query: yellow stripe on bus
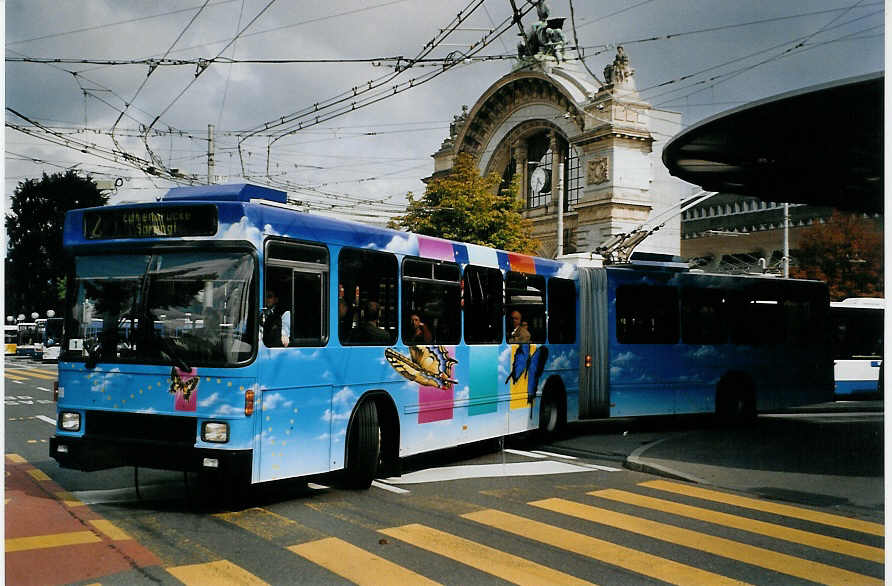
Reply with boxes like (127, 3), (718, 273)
(288, 536), (440, 585)
(590, 488), (883, 563)
(6, 530), (101, 552)
(380, 523), (594, 586)
(531, 498), (881, 586)
(640, 480), (885, 536)
(462, 509), (746, 586)
(166, 560), (268, 586)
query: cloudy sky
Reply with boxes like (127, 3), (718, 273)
(4, 0), (885, 222)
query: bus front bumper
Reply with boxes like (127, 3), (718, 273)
(49, 435), (252, 476)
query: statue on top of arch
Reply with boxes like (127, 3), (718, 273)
(603, 46), (635, 86)
(516, 0), (567, 63)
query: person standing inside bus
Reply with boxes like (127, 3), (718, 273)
(508, 309), (531, 343)
(263, 290), (290, 347)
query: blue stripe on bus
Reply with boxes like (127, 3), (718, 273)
(835, 380), (880, 395)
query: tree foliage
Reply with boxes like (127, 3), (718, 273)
(791, 210), (883, 300)
(5, 171), (108, 318)
(391, 152), (538, 254)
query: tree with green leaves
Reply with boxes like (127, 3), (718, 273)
(791, 210), (883, 300)
(5, 171), (108, 319)
(391, 152), (538, 254)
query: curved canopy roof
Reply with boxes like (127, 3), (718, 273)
(662, 73), (883, 214)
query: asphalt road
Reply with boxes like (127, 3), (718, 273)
(5, 356), (885, 585)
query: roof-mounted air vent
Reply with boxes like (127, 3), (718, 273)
(162, 183), (287, 203)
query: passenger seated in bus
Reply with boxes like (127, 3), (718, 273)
(350, 300), (390, 344)
(507, 309), (531, 343)
(262, 290), (290, 347)
(406, 313), (433, 345)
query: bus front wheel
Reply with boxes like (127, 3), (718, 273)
(344, 400), (380, 489)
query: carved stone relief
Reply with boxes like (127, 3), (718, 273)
(587, 157), (609, 185)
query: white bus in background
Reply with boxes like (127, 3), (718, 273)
(830, 298), (884, 397)
(42, 317), (64, 363)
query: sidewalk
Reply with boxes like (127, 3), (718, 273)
(5, 453), (162, 586)
(550, 404), (884, 512)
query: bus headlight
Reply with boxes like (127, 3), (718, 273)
(59, 412), (81, 431)
(201, 421), (229, 443)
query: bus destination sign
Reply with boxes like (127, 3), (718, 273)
(84, 206), (218, 240)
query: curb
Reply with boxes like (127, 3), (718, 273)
(623, 435), (709, 485)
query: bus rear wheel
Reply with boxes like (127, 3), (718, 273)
(344, 400), (380, 489)
(538, 387), (565, 440)
(715, 371), (756, 423)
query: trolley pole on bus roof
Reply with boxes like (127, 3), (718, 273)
(783, 202), (790, 278)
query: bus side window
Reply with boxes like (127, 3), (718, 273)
(264, 240), (329, 347)
(463, 265), (503, 345)
(547, 278), (576, 344)
(506, 271), (546, 343)
(616, 285), (679, 344)
(401, 258), (461, 345)
(681, 289), (728, 344)
(731, 290), (782, 345)
(338, 248), (398, 346)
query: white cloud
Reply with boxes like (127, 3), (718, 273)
(263, 392), (294, 410)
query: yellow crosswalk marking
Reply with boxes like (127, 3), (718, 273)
(4, 372), (28, 381)
(288, 536), (440, 585)
(591, 488), (884, 563)
(88, 519), (131, 541)
(54, 490), (86, 508)
(167, 560), (268, 586)
(27, 468), (50, 482)
(6, 530), (101, 552)
(380, 523), (594, 586)
(6, 368), (56, 380)
(462, 509), (746, 586)
(531, 498), (882, 586)
(641, 480), (884, 536)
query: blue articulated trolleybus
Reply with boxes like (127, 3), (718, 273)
(50, 184), (833, 493)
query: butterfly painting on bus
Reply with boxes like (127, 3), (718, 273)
(169, 366), (198, 412)
(385, 345), (458, 390)
(505, 343), (548, 410)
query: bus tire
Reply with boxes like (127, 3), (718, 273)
(538, 383), (566, 440)
(344, 400), (380, 489)
(715, 371), (756, 423)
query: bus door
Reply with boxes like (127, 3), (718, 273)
(255, 239), (334, 483)
(578, 267), (609, 418)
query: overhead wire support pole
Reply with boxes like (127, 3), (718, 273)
(207, 124), (215, 184)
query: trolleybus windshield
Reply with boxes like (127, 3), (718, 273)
(68, 250), (255, 367)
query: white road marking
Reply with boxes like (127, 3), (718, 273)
(503, 448), (546, 459)
(384, 460), (598, 485)
(37, 387), (52, 392)
(531, 450), (578, 460)
(372, 480), (410, 494)
(307, 483), (329, 490)
(575, 462), (622, 472)
(35, 415), (57, 425)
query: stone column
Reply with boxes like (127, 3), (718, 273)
(549, 132), (561, 208)
(514, 141), (528, 206)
